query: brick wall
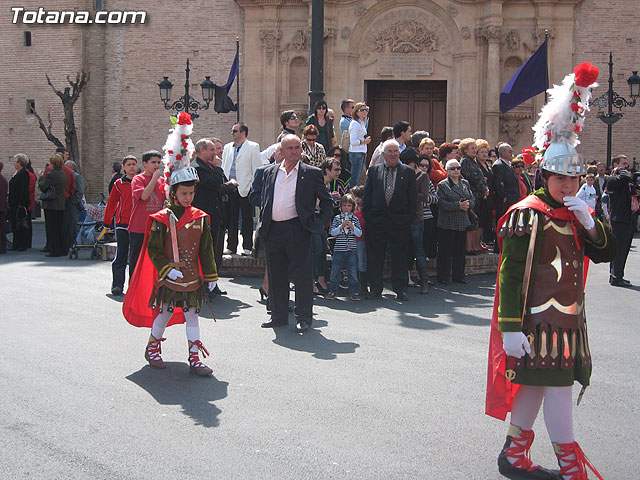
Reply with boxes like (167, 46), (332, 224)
(574, 0), (640, 168)
(1, 0), (85, 177)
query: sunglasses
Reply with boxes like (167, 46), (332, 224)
(231, 129), (239, 133)
(419, 163), (429, 167)
(306, 136), (317, 141)
(288, 115), (297, 120)
(333, 153), (342, 157)
(358, 107), (369, 112)
(317, 106), (327, 110)
(513, 164), (525, 168)
(448, 166), (461, 171)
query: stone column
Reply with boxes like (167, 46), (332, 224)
(480, 26), (504, 143)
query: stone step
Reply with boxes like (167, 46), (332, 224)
(99, 242), (498, 276)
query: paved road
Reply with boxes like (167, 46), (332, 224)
(1, 224), (637, 479)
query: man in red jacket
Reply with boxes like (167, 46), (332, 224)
(104, 155), (138, 295)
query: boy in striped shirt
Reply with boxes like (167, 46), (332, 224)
(327, 194), (362, 300)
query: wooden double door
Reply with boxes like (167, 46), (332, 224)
(365, 80), (447, 157)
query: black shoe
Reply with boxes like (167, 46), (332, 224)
(40, 247), (50, 253)
(453, 278), (468, 284)
(213, 285), (227, 295)
(438, 279), (449, 285)
(111, 286), (123, 296)
(295, 319), (310, 332)
(261, 319), (288, 328)
(497, 447), (558, 480)
(396, 291), (410, 301)
(369, 290), (383, 299)
(610, 277), (632, 287)
(259, 286), (268, 303)
(46, 252), (65, 257)
(315, 282), (329, 294)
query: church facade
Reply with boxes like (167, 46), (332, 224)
(3, 0), (638, 198)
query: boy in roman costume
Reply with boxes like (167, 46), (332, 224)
(123, 112), (218, 376)
(486, 63), (617, 480)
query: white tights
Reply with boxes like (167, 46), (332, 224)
(151, 306), (201, 352)
(510, 384), (574, 444)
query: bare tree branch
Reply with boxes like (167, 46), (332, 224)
(32, 108), (64, 149)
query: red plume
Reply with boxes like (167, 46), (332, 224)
(521, 147), (537, 165)
(574, 62), (599, 87)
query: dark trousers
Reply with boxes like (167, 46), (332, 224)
(263, 219), (313, 322)
(312, 232), (328, 279)
(9, 206), (29, 250)
(226, 192), (253, 251)
(211, 220), (225, 273)
(112, 227), (130, 289)
(128, 231), (145, 275)
(610, 221), (633, 279)
(63, 199), (77, 251)
(44, 209), (66, 256)
(423, 217), (437, 259)
(366, 221), (410, 295)
(437, 228), (467, 282)
(0, 211), (6, 253)
(26, 212), (33, 248)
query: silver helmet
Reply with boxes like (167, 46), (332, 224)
(539, 132), (586, 177)
(169, 165), (199, 186)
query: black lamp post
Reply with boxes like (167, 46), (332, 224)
(158, 59), (214, 120)
(308, 0), (325, 113)
(589, 52), (640, 169)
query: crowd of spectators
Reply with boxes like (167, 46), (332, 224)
(2, 99), (637, 307)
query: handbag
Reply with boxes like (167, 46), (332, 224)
(39, 184), (56, 201)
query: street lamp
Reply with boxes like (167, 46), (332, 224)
(158, 59), (213, 120)
(589, 52), (639, 169)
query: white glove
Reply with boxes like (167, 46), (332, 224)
(563, 196), (595, 230)
(208, 281), (217, 292)
(503, 332), (531, 358)
(167, 268), (184, 281)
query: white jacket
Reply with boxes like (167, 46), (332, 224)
(222, 139), (262, 197)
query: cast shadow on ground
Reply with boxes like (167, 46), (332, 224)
(199, 295), (252, 321)
(272, 323), (359, 360)
(126, 362), (229, 427)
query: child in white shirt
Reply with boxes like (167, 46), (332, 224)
(576, 173), (597, 210)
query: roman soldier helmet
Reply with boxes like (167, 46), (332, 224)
(532, 62), (599, 177)
(161, 112), (199, 198)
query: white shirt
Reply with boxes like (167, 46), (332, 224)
(272, 161), (299, 221)
(576, 183), (597, 210)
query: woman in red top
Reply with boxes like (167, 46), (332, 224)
(103, 155), (138, 295)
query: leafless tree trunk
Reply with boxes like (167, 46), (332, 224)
(32, 71), (89, 173)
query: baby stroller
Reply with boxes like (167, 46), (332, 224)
(69, 203), (109, 259)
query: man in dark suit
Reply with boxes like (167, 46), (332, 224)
(192, 138), (238, 295)
(492, 143), (520, 220)
(258, 135), (333, 332)
(593, 161), (609, 219)
(363, 140), (417, 301)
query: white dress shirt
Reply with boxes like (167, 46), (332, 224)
(272, 161), (299, 221)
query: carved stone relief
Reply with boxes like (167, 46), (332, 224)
(373, 20), (439, 53)
(260, 30), (281, 65)
(461, 27), (471, 40)
(291, 29), (307, 52)
(533, 28), (555, 46)
(502, 119), (523, 146)
(447, 4), (458, 17)
(325, 27), (337, 45)
(341, 26), (351, 40)
(477, 25), (505, 44)
(505, 30), (520, 51)
(354, 5), (366, 16)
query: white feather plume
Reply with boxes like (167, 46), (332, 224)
(161, 115), (195, 198)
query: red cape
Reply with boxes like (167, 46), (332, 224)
(122, 206), (208, 328)
(485, 195), (591, 420)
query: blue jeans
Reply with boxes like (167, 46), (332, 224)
(356, 241), (367, 272)
(329, 250), (359, 295)
(410, 221), (428, 271)
(350, 152), (366, 186)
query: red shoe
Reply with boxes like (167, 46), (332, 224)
(145, 335), (166, 368)
(498, 426), (557, 479)
(554, 441), (604, 480)
(188, 340), (213, 376)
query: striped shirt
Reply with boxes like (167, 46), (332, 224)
(330, 212), (362, 251)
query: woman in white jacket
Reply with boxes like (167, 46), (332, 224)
(348, 102), (371, 186)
